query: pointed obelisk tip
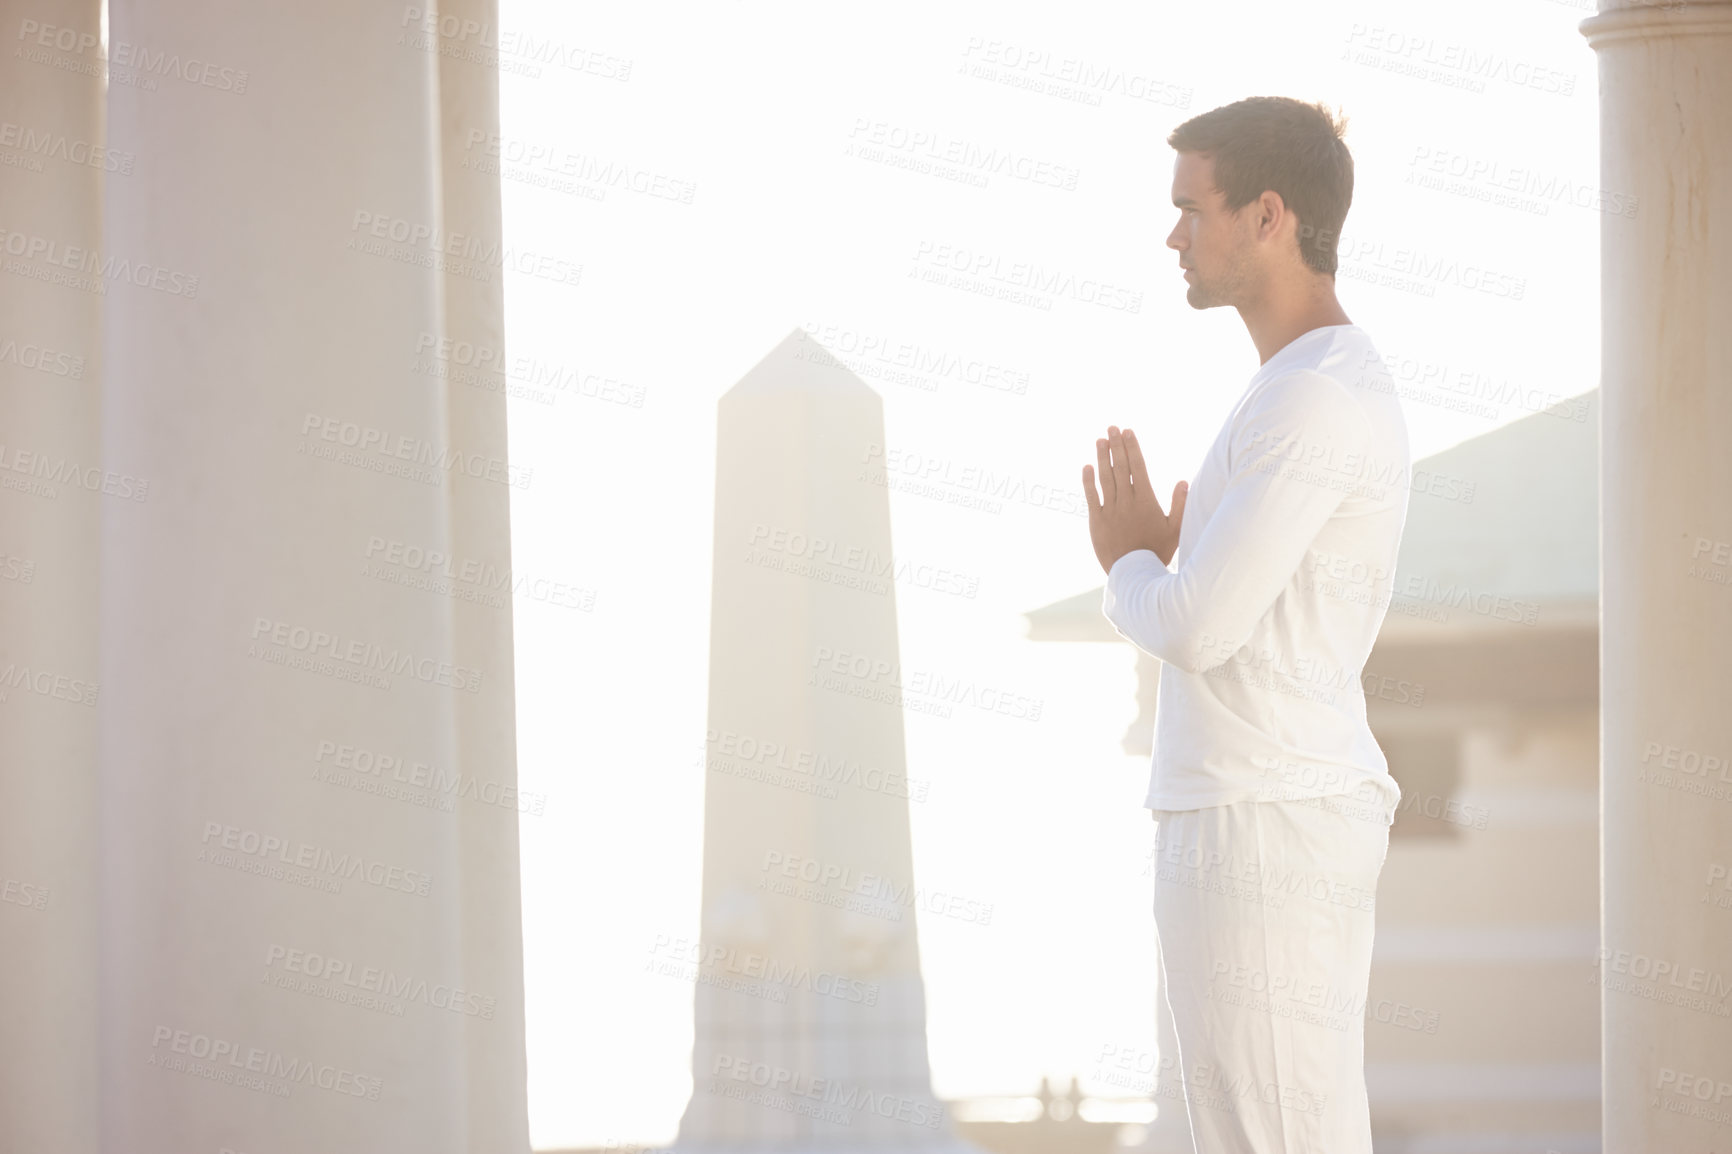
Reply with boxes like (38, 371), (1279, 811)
(720, 325), (880, 403)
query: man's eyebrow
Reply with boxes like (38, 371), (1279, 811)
(1173, 195), (1199, 208)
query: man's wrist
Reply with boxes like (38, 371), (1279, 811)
(1108, 548), (1165, 580)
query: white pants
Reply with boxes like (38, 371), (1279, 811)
(1150, 798), (1389, 1154)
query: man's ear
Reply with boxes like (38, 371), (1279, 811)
(1255, 190), (1286, 241)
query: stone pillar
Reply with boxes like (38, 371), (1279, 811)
(93, 2), (529, 1151)
(433, 1), (534, 1148)
(1581, 4), (1732, 1149)
(0, 4), (105, 1152)
(673, 330), (979, 1153)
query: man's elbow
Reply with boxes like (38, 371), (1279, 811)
(1106, 615), (1201, 672)
(1104, 596), (1246, 673)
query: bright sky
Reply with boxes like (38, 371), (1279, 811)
(495, 1), (1603, 1147)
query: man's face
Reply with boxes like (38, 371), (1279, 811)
(1165, 151), (1255, 310)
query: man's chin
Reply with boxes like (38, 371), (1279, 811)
(1184, 284), (1215, 309)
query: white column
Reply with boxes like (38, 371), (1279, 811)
(433, 1), (534, 1148)
(0, 4), (105, 1152)
(96, 1), (528, 1150)
(1581, 4), (1732, 1150)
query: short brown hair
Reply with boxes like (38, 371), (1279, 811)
(1167, 97), (1353, 276)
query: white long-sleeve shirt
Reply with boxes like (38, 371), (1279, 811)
(1101, 324), (1411, 815)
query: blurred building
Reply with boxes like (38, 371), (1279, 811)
(1022, 391), (1601, 1154)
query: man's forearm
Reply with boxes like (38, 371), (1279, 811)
(1101, 548), (1217, 672)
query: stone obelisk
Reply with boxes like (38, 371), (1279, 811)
(673, 329), (978, 1152)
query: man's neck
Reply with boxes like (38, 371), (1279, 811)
(1237, 278), (1352, 365)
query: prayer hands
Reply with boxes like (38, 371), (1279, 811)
(1083, 426), (1188, 574)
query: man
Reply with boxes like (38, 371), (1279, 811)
(1082, 97), (1409, 1153)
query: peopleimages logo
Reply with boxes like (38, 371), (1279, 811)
(1594, 946), (1732, 1000)
(462, 129), (696, 203)
(1, 876), (50, 911)
(797, 323), (1030, 396)
(1661, 1064), (1732, 1101)
(0, 226), (199, 297)
(248, 617), (484, 694)
(148, 1026), (380, 1100)
(397, 6), (633, 81)
(199, 820), (433, 897)
(313, 739), (548, 816)
(0, 661), (98, 707)
(809, 643), (1044, 723)
(0, 335), (86, 378)
(412, 332), (646, 407)
(648, 935), (881, 1006)
(846, 116), (1081, 190)
(860, 441), (1086, 518)
(710, 1053), (946, 1129)
(15, 19), (251, 93)
(910, 239), (1143, 313)
(700, 725), (931, 804)
(759, 850), (994, 926)
(0, 119), (134, 175)
(264, 944), (496, 1018)
(347, 212), (582, 287)
(956, 37), (1193, 109)
(0, 443), (150, 501)
(300, 413), (533, 489)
